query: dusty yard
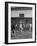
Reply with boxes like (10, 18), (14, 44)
(11, 31), (32, 39)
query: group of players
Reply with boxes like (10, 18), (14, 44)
(11, 23), (32, 34)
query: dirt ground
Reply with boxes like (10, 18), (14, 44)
(11, 31), (32, 39)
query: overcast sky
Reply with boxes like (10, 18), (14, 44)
(11, 10), (32, 17)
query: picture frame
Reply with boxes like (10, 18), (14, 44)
(5, 2), (36, 44)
